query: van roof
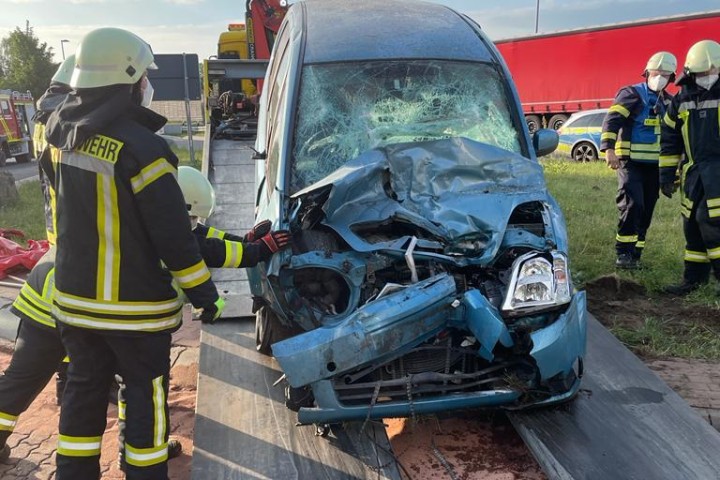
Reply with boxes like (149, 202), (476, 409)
(300, 0), (495, 64)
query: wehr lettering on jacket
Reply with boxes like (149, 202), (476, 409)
(76, 135), (124, 164)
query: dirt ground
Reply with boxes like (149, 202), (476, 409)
(584, 274), (720, 334)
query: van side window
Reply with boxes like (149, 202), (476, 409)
(264, 29), (292, 194)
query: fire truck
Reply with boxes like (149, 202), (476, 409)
(0, 89), (35, 167)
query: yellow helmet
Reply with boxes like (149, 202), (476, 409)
(645, 51), (677, 74)
(684, 40), (720, 74)
(70, 27), (157, 89)
(178, 166), (215, 219)
(52, 54), (76, 85)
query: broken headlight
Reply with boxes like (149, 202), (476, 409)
(501, 251), (571, 315)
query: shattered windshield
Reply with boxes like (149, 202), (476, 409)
(290, 60), (522, 193)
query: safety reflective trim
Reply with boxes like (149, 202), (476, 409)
(55, 290), (182, 315)
(12, 295), (55, 328)
(685, 250), (710, 263)
(53, 308), (182, 332)
(707, 198), (720, 208)
(678, 101), (696, 112)
(636, 241), (646, 249)
(709, 208), (720, 218)
(18, 281), (51, 311)
(222, 241), (244, 268)
(118, 400), (126, 421)
(152, 376), (167, 447)
(125, 442), (168, 467)
(682, 196), (694, 208)
(616, 234), (638, 243)
(57, 434), (102, 457)
(96, 174), (121, 301)
(659, 155), (681, 167)
(76, 134), (123, 164)
(609, 104), (631, 117)
(0, 411), (18, 431)
(63, 151), (115, 176)
(663, 112), (677, 129)
(615, 149), (631, 156)
(170, 260), (211, 289)
(131, 158), (177, 194)
(601, 132), (617, 141)
(707, 246), (720, 260)
(617, 141), (631, 148)
(629, 152), (660, 160)
(62, 356), (69, 363)
(643, 118), (660, 126)
(697, 99), (720, 109)
(206, 227), (225, 239)
(679, 110), (694, 166)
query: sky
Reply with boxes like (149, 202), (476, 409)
(1, 0), (719, 63)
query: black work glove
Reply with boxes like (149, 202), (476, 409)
(244, 219), (271, 242)
(256, 230), (292, 261)
(198, 297), (225, 324)
(660, 182), (677, 199)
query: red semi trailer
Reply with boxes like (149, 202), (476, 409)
(495, 10), (720, 132)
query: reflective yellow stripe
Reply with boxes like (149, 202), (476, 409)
(222, 241), (243, 268)
(685, 250), (710, 263)
(152, 376), (166, 447)
(679, 111), (693, 166)
(629, 151), (659, 160)
(118, 400), (126, 420)
(125, 442), (168, 467)
(53, 307), (182, 333)
(57, 434), (102, 457)
(659, 155), (681, 167)
(708, 209), (720, 218)
(131, 158), (177, 194)
(170, 260), (211, 289)
(0, 411), (18, 431)
(76, 134), (123, 164)
(636, 241), (645, 249)
(55, 290), (182, 316)
(609, 104), (631, 117)
(601, 132), (617, 141)
(12, 295), (54, 328)
(616, 234), (638, 243)
(707, 198), (720, 208)
(617, 141), (631, 148)
(663, 112), (676, 129)
(682, 196), (693, 208)
(206, 227), (225, 239)
(616, 149), (631, 156)
(644, 118), (660, 126)
(96, 174), (120, 301)
(707, 246), (720, 260)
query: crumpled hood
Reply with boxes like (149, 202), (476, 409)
(44, 84), (167, 150)
(33, 82), (72, 124)
(292, 137), (551, 263)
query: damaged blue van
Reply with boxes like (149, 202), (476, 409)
(248, 0), (587, 425)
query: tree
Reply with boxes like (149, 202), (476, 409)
(0, 22), (57, 100)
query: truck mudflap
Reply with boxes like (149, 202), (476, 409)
(272, 273), (457, 388)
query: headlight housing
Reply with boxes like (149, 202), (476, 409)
(501, 251), (572, 315)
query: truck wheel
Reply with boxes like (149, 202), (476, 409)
(15, 153), (31, 164)
(255, 306), (283, 356)
(548, 114), (569, 130)
(526, 115), (542, 134)
(572, 142), (598, 162)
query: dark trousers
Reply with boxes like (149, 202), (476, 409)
(616, 161), (660, 257)
(682, 195), (720, 283)
(56, 323), (171, 480)
(0, 320), (66, 448)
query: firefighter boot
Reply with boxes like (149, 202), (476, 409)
(615, 253), (639, 270)
(168, 438), (183, 459)
(664, 263), (710, 296)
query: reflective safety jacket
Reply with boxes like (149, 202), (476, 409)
(660, 80), (720, 218)
(193, 223), (265, 268)
(44, 86), (219, 334)
(601, 82), (672, 163)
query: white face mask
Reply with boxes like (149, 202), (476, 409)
(141, 79), (154, 107)
(696, 74), (719, 90)
(190, 216), (198, 230)
(647, 75), (668, 92)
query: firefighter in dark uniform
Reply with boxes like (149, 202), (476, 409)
(0, 57), (74, 464)
(42, 28), (224, 480)
(601, 51), (677, 269)
(660, 40), (720, 295)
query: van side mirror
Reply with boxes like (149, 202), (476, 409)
(532, 129), (559, 157)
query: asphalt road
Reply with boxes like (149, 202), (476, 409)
(1, 159), (38, 183)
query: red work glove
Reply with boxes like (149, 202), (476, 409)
(256, 230), (292, 261)
(245, 220), (272, 242)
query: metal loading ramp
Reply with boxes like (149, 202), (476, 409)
(192, 137), (402, 479)
(508, 315), (720, 480)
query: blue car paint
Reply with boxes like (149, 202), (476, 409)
(461, 290), (514, 362)
(293, 291), (587, 424)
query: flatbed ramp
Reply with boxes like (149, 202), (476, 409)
(509, 315), (720, 480)
(192, 139), (401, 479)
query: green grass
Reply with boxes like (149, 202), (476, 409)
(0, 180), (46, 242)
(172, 145), (201, 170)
(611, 318), (720, 360)
(542, 155), (686, 294)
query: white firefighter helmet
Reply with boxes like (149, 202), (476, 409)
(69, 27), (157, 89)
(52, 54), (76, 85)
(178, 166), (215, 219)
(684, 40), (720, 74)
(645, 51), (677, 74)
